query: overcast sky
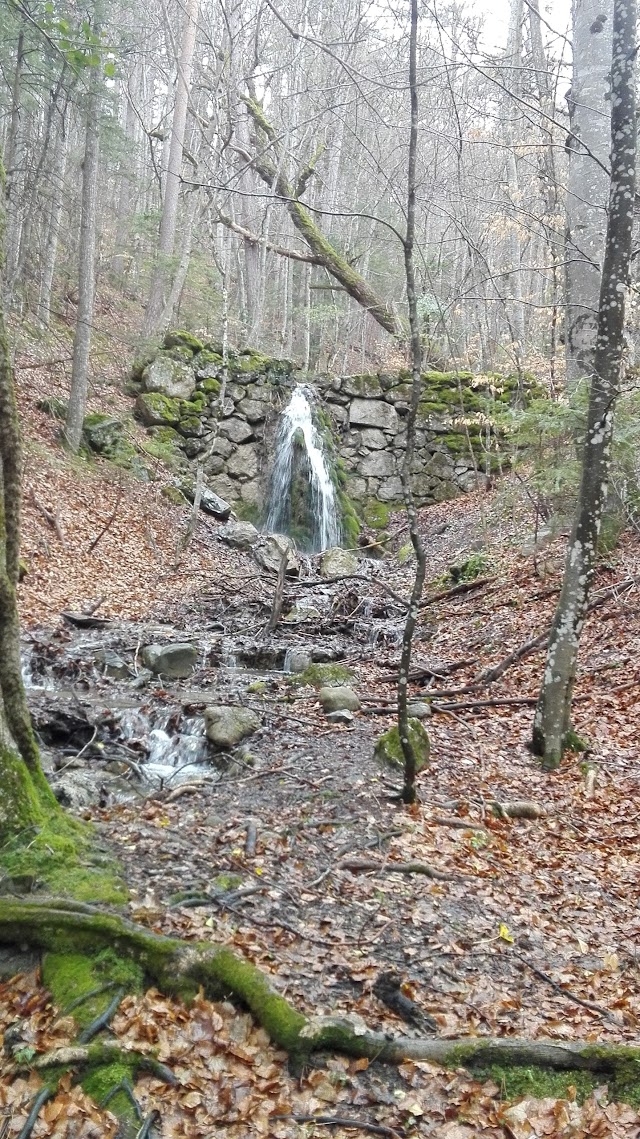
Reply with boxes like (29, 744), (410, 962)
(476, 0), (572, 52)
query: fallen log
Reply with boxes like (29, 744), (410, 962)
(1, 898), (639, 1082)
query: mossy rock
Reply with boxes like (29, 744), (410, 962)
(82, 415), (137, 469)
(166, 345), (196, 364)
(163, 330), (204, 353)
(295, 663), (355, 689)
(234, 350), (272, 373)
(180, 392), (206, 414)
(130, 351), (156, 383)
(178, 415), (203, 437)
(200, 377), (222, 395)
(374, 719), (430, 771)
(162, 485), (187, 505)
(134, 391), (181, 427)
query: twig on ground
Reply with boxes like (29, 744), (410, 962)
(514, 952), (624, 1026)
(339, 858), (466, 881)
(420, 576), (491, 608)
(16, 1089), (53, 1139)
(88, 477), (125, 552)
(273, 1116), (402, 1138)
(28, 488), (66, 546)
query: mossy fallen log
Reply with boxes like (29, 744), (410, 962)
(1, 897), (639, 1087)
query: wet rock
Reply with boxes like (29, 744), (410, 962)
(284, 602), (322, 623)
(326, 709), (355, 725)
(319, 686), (360, 713)
(51, 770), (136, 808)
(349, 398), (398, 432)
(142, 355), (195, 399)
(219, 520), (259, 548)
(253, 534), (299, 575)
(99, 649), (131, 680)
(141, 643), (198, 678)
(374, 719), (430, 771)
(284, 648), (313, 673)
(320, 547), (359, 577)
(204, 705), (261, 750)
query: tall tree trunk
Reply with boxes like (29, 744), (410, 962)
(564, 0), (613, 394)
(532, 0), (637, 768)
(37, 118), (69, 328)
(397, 0), (427, 805)
(0, 154), (58, 834)
(143, 0), (199, 338)
(4, 29), (25, 300)
(64, 58), (101, 452)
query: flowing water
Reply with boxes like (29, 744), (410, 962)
(265, 385), (340, 552)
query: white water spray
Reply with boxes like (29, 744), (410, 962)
(265, 385), (341, 552)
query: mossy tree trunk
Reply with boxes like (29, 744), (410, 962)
(236, 99), (404, 340)
(0, 154), (59, 841)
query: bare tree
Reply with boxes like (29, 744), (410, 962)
(532, 0), (637, 768)
(143, 0), (199, 337)
(64, 49), (102, 451)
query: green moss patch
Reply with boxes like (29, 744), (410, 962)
(374, 719), (430, 771)
(163, 330), (204, 353)
(362, 501), (391, 529)
(481, 1064), (597, 1104)
(0, 809), (126, 903)
(294, 663), (355, 689)
(42, 949), (142, 1028)
(134, 392), (181, 427)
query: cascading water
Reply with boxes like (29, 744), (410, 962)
(265, 384), (341, 552)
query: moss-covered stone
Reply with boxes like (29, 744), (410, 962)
(36, 396), (68, 420)
(161, 485), (187, 505)
(337, 489), (360, 547)
(374, 719), (430, 771)
(200, 377), (221, 395)
(233, 350), (271, 373)
(163, 330), (204, 353)
(134, 392), (181, 427)
(295, 663), (354, 689)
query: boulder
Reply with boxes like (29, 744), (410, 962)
(254, 534), (299, 575)
(82, 414), (126, 456)
(227, 443), (259, 479)
(358, 451), (396, 478)
(349, 398), (398, 432)
(135, 392), (181, 427)
(238, 479), (262, 507)
(219, 520), (259, 548)
(204, 705), (260, 750)
(320, 547), (359, 577)
(163, 330), (204, 353)
(141, 355), (195, 399)
(319, 686), (361, 713)
(374, 719), (430, 771)
(218, 417), (255, 444)
(141, 643), (198, 678)
(98, 650), (131, 680)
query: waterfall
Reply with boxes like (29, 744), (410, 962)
(265, 385), (341, 552)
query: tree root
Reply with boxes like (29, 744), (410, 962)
(1, 898), (639, 1083)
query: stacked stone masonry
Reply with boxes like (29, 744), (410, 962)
(131, 333), (520, 519)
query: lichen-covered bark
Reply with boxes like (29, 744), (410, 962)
(532, 0), (638, 767)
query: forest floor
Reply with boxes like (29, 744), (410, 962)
(1, 324), (640, 1138)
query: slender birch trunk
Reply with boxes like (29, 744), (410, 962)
(64, 59), (101, 452)
(532, 0), (637, 768)
(564, 0), (613, 394)
(144, 0), (199, 338)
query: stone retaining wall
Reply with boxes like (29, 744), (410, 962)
(131, 333), (518, 524)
